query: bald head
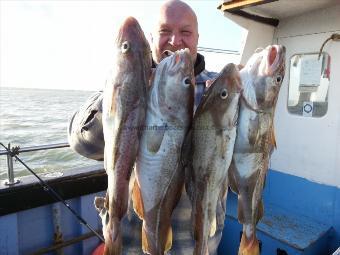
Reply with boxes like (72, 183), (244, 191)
(158, 0), (198, 29)
(151, 0), (199, 64)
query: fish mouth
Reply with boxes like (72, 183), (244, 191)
(162, 48), (192, 63)
(116, 16), (148, 50)
(265, 45), (286, 76)
(175, 48), (191, 66)
(166, 48), (193, 76)
(122, 16), (140, 29)
(162, 50), (175, 59)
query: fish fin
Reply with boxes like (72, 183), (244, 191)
(219, 181), (229, 213)
(104, 191), (109, 209)
(164, 226), (173, 252)
(103, 217), (122, 255)
(107, 238), (122, 255)
(248, 116), (260, 146)
(270, 125), (277, 149)
(185, 165), (194, 203)
(127, 170), (136, 221)
(228, 161), (239, 194)
(210, 217), (217, 237)
(132, 180), (144, 219)
(181, 129), (192, 167)
(148, 69), (156, 90)
(146, 127), (165, 153)
(237, 195), (246, 224)
(238, 232), (260, 255)
(107, 235), (122, 255)
(142, 226), (150, 254)
(183, 130), (194, 202)
(256, 199), (264, 224)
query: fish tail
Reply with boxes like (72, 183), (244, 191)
(112, 217), (120, 242)
(132, 180), (144, 219)
(193, 241), (209, 255)
(193, 201), (210, 255)
(103, 233), (122, 255)
(103, 237), (122, 255)
(103, 217), (122, 255)
(238, 227), (259, 255)
(142, 222), (173, 255)
(141, 225), (149, 254)
(238, 233), (259, 255)
(164, 226), (173, 253)
(142, 225), (157, 255)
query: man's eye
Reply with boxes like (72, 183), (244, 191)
(159, 29), (171, 35)
(181, 31), (192, 36)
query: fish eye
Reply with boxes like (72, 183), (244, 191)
(163, 50), (174, 57)
(275, 75), (282, 84)
(121, 41), (130, 53)
(220, 89), (228, 99)
(183, 77), (191, 87)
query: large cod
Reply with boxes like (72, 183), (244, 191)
(228, 45), (286, 255)
(95, 17), (152, 255)
(186, 63), (242, 255)
(132, 49), (195, 255)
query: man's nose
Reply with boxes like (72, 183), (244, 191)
(169, 33), (182, 47)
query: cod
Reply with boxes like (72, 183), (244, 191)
(186, 63), (242, 255)
(94, 16), (152, 255)
(132, 49), (195, 255)
(228, 45), (286, 255)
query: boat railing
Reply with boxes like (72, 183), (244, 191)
(0, 142), (69, 186)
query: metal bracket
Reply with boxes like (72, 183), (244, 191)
(3, 143), (20, 186)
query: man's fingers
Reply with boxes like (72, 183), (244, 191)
(205, 79), (213, 88)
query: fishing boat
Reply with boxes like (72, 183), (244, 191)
(1, 0), (339, 254)
(218, 0), (340, 254)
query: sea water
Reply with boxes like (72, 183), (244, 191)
(0, 87), (101, 180)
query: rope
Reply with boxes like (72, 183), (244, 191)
(318, 33), (340, 60)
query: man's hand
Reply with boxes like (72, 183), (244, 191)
(205, 79), (214, 88)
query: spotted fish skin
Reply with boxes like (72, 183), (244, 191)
(228, 45), (286, 255)
(133, 49), (195, 255)
(96, 16), (152, 255)
(186, 63), (242, 255)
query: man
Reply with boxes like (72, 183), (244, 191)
(68, 1), (225, 254)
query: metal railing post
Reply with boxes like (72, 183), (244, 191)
(0, 142), (70, 186)
(4, 143), (20, 186)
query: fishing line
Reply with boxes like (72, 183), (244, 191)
(0, 142), (105, 242)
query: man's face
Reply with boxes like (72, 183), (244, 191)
(151, 5), (199, 64)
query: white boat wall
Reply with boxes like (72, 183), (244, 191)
(1, 0), (340, 254)
(218, 0), (340, 254)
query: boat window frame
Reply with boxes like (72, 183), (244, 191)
(287, 51), (330, 118)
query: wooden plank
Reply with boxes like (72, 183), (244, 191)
(229, 9), (279, 27)
(218, 0), (277, 12)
